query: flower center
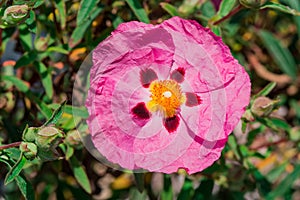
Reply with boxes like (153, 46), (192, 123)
(146, 80), (186, 118)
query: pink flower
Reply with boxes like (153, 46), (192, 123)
(86, 17), (251, 174)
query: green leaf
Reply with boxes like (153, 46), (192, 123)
(5, 155), (27, 185)
(48, 104), (89, 119)
(253, 168), (272, 197)
(112, 15), (124, 29)
(65, 145), (74, 160)
(47, 46), (69, 54)
(160, 3), (179, 17)
(44, 100), (66, 126)
(69, 156), (92, 194)
(19, 24), (33, 51)
(76, 0), (100, 25)
(34, 62), (53, 99)
(133, 173), (145, 193)
(283, 0), (300, 37)
(54, 0), (66, 29)
(269, 118), (290, 131)
(70, 5), (104, 48)
(260, 2), (300, 16)
(258, 30), (297, 79)
(25, 10), (36, 33)
(266, 163), (287, 183)
(266, 164), (300, 199)
(161, 174), (173, 200)
(125, 0), (150, 23)
(1, 156), (34, 200)
(15, 175), (35, 200)
(33, 0), (44, 8)
(253, 82), (277, 98)
(2, 75), (52, 118)
(15, 51), (37, 69)
(218, 0), (237, 17)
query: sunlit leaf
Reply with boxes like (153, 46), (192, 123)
(54, 0), (66, 29)
(69, 156), (92, 194)
(70, 5), (104, 48)
(43, 100), (66, 126)
(76, 0), (100, 25)
(125, 0), (150, 23)
(160, 3), (179, 17)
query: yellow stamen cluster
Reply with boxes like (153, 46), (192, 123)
(146, 80), (186, 118)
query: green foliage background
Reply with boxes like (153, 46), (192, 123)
(0, 0), (300, 199)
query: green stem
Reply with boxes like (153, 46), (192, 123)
(0, 142), (22, 151)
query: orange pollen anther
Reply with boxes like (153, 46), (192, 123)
(146, 80), (186, 118)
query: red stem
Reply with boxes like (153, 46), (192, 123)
(213, 4), (244, 25)
(0, 142), (22, 151)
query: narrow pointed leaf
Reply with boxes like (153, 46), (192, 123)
(43, 100), (66, 126)
(133, 173), (145, 193)
(160, 3), (179, 17)
(253, 82), (276, 99)
(15, 175), (35, 200)
(260, 2), (300, 16)
(34, 62), (53, 99)
(266, 165), (300, 199)
(54, 0), (66, 29)
(69, 156), (92, 194)
(76, 0), (100, 25)
(5, 155), (27, 185)
(2, 75), (52, 118)
(258, 30), (297, 79)
(70, 6), (103, 47)
(125, 0), (150, 23)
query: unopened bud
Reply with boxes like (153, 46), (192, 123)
(20, 142), (37, 160)
(36, 126), (64, 148)
(65, 130), (82, 148)
(1, 5), (29, 27)
(22, 127), (39, 143)
(35, 126), (64, 161)
(34, 36), (50, 52)
(251, 97), (276, 117)
(290, 127), (300, 141)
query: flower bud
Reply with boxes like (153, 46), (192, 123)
(36, 126), (64, 149)
(35, 126), (64, 161)
(239, 0), (267, 9)
(1, 5), (29, 28)
(22, 127), (39, 143)
(65, 130), (82, 148)
(290, 127), (300, 142)
(34, 36), (50, 52)
(251, 97), (277, 117)
(20, 142), (37, 160)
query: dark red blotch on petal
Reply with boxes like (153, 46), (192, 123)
(185, 92), (201, 107)
(163, 115), (180, 133)
(140, 68), (158, 88)
(170, 67), (185, 83)
(131, 102), (151, 119)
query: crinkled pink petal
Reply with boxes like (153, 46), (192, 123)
(86, 17), (251, 174)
